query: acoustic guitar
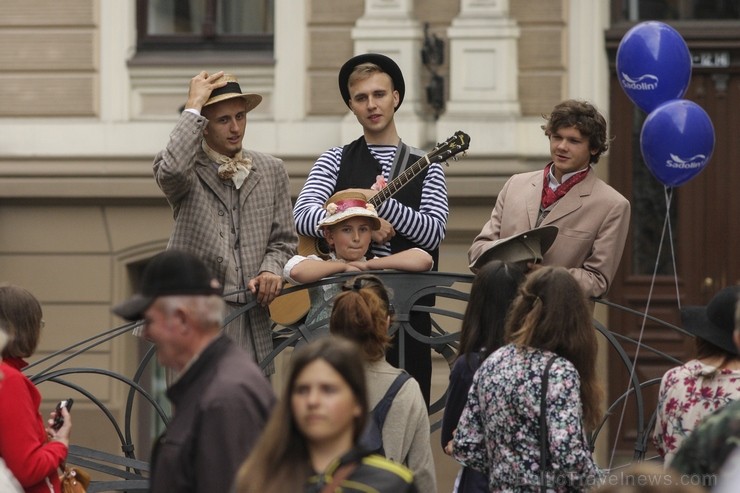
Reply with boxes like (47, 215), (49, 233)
(269, 130), (471, 325)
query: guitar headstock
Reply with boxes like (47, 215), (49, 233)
(429, 130), (470, 164)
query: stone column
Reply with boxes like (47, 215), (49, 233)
(437, 0), (522, 152)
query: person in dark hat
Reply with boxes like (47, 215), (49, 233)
(152, 71), (297, 375)
(468, 99), (630, 300)
(292, 53), (448, 405)
(113, 249), (275, 493)
(653, 285), (740, 466)
(668, 285), (740, 480)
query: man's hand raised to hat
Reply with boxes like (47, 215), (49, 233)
(248, 271), (283, 307)
(185, 71), (227, 112)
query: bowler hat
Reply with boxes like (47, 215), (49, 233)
(469, 226), (559, 272)
(203, 74), (262, 113)
(338, 53), (405, 111)
(681, 286), (740, 355)
(112, 250), (223, 321)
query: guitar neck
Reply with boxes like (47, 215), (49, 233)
(368, 155), (433, 208)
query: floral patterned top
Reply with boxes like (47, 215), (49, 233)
(452, 344), (599, 492)
(653, 359), (740, 465)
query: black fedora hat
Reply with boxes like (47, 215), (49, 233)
(112, 250), (223, 321)
(338, 53), (405, 111)
(681, 286), (740, 355)
(469, 226), (559, 273)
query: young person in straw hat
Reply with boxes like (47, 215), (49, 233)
(284, 190), (432, 327)
(152, 71), (297, 375)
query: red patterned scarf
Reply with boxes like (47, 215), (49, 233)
(541, 163), (590, 209)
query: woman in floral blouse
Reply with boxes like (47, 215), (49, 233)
(653, 285), (740, 466)
(452, 266), (602, 492)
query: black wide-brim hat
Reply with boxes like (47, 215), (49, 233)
(112, 250), (223, 321)
(338, 53), (405, 111)
(680, 286), (740, 355)
(469, 226), (559, 272)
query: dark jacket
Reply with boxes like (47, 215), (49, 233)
(442, 353), (489, 493)
(305, 448), (418, 493)
(149, 335), (275, 493)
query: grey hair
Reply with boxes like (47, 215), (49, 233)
(157, 295), (225, 330)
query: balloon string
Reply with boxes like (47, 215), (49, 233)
(606, 186), (675, 471)
(665, 187), (681, 310)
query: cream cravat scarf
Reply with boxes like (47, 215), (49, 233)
(202, 141), (252, 189)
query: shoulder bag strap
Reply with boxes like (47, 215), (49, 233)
(540, 355), (558, 493)
(320, 462), (359, 493)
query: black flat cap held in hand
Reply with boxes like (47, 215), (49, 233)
(470, 226), (559, 273)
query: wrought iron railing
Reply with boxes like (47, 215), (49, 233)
(23, 271), (688, 491)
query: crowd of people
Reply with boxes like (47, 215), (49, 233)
(1, 52), (738, 493)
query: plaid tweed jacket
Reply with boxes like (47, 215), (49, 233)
(153, 111), (297, 364)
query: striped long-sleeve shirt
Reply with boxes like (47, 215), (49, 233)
(294, 144), (448, 257)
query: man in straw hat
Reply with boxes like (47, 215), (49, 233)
(152, 71), (297, 374)
(112, 250), (275, 493)
(469, 99), (630, 299)
(292, 53), (448, 404)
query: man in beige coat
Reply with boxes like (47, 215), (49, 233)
(153, 71), (297, 373)
(469, 100), (630, 299)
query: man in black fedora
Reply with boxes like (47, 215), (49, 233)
(152, 71), (297, 375)
(113, 250), (275, 493)
(293, 53), (449, 404)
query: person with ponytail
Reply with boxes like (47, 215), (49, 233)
(233, 337), (417, 493)
(329, 275), (436, 493)
(453, 266), (602, 491)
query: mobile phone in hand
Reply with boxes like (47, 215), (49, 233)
(52, 398), (74, 431)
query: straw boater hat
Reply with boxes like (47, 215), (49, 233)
(680, 285), (740, 355)
(203, 74), (262, 113)
(338, 53), (405, 111)
(469, 225), (559, 272)
(317, 190), (382, 232)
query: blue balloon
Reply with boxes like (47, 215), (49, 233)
(640, 100), (714, 187)
(617, 21), (692, 113)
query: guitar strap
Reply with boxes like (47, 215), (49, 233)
(389, 140), (410, 181)
(389, 140), (425, 181)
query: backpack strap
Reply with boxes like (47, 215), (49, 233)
(539, 355), (558, 493)
(372, 372), (411, 430)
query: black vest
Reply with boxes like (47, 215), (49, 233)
(336, 137), (439, 270)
